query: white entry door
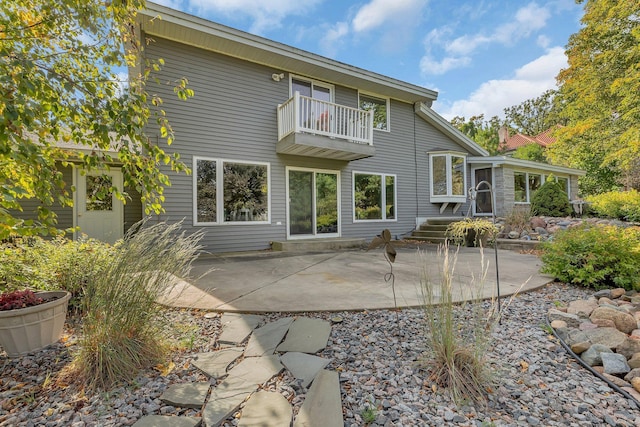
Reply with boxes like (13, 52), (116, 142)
(76, 169), (124, 244)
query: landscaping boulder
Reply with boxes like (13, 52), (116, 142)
(582, 327), (628, 350)
(581, 344), (613, 367)
(591, 318), (616, 328)
(628, 353), (640, 369)
(616, 338), (640, 359)
(624, 368), (640, 383)
(601, 353), (630, 376)
(567, 299), (598, 317)
(593, 289), (612, 299)
(590, 307), (637, 334)
(548, 309), (581, 328)
(571, 342), (591, 354)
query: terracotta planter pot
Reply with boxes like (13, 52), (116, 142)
(0, 291), (71, 357)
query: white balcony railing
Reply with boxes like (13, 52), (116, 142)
(277, 92), (374, 146)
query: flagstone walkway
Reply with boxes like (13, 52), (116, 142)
(132, 313), (342, 427)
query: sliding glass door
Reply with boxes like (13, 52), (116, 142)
(287, 168), (339, 238)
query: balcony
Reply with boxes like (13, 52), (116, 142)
(277, 92), (375, 161)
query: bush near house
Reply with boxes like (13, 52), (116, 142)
(586, 190), (640, 222)
(0, 236), (114, 314)
(540, 224), (640, 291)
(530, 177), (571, 217)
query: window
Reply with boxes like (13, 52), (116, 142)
(529, 174), (541, 199)
(514, 172), (527, 202)
(429, 152), (467, 202)
(359, 93), (389, 131)
(353, 172), (396, 221)
(557, 176), (569, 196)
(195, 158), (269, 224)
(514, 171), (559, 203)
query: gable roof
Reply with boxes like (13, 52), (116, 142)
(138, 3), (437, 105)
(414, 104), (489, 156)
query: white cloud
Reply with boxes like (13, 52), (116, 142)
(435, 47), (567, 120)
(318, 22), (349, 58)
(493, 3), (550, 44)
(421, 2), (552, 76)
(536, 34), (551, 48)
(420, 55), (471, 75)
(185, 0), (322, 34)
(352, 0), (427, 33)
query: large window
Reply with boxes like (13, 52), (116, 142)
(353, 172), (396, 221)
(195, 158), (269, 224)
(429, 152), (466, 202)
(514, 171), (566, 203)
(359, 93), (389, 131)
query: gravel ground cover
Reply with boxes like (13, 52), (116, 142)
(1, 282), (639, 426)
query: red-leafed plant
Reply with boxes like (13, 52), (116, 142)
(0, 290), (43, 311)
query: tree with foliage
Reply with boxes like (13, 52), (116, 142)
(503, 89), (565, 136)
(0, 0), (193, 238)
(450, 115), (503, 155)
(512, 143), (548, 163)
(548, 0), (639, 194)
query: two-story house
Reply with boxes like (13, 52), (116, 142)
(11, 2), (584, 250)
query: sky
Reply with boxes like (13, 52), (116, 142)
(153, 0), (585, 121)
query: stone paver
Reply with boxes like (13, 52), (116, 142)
(203, 383), (257, 427)
(244, 317), (294, 357)
(203, 355), (284, 427)
(237, 391), (292, 427)
(160, 382), (210, 409)
(226, 354), (284, 385)
(293, 369), (343, 427)
(132, 415), (201, 427)
(276, 317), (331, 354)
(191, 347), (244, 378)
(218, 313), (262, 345)
(280, 352), (330, 388)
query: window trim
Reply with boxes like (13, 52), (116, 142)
(428, 151), (467, 203)
(358, 92), (390, 132)
(289, 75), (335, 102)
(193, 156), (271, 226)
(286, 166), (341, 240)
(352, 171), (397, 223)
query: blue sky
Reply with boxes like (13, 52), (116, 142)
(153, 0), (584, 121)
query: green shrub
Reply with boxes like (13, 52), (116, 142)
(586, 190), (640, 222)
(0, 237), (114, 313)
(530, 178), (571, 217)
(540, 224), (640, 290)
(71, 221), (202, 390)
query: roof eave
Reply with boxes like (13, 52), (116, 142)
(138, 2), (438, 105)
(467, 156), (586, 176)
(414, 103), (490, 156)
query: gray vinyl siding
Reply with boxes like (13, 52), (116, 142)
(124, 186), (143, 232)
(9, 164), (74, 235)
(144, 36), (479, 253)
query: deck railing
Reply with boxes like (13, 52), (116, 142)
(277, 92), (374, 145)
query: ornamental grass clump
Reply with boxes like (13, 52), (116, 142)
(70, 221), (202, 390)
(419, 243), (499, 405)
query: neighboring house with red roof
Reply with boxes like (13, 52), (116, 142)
(499, 127), (557, 153)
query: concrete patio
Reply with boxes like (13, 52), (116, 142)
(161, 244), (552, 313)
